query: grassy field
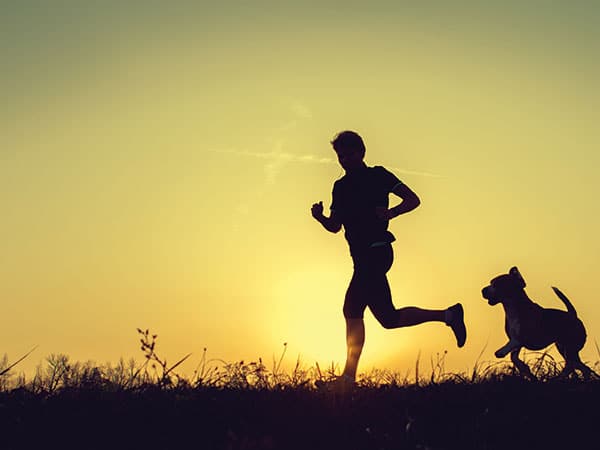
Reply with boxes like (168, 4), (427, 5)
(1, 330), (598, 450)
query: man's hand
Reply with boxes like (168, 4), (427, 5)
(311, 201), (342, 233)
(376, 184), (421, 221)
(311, 201), (325, 220)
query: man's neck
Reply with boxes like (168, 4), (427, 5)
(345, 162), (368, 174)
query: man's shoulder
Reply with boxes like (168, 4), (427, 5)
(366, 165), (393, 181)
(370, 165), (390, 173)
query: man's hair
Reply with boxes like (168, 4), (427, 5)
(331, 130), (366, 158)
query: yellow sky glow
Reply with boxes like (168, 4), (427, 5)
(2, 2), (599, 378)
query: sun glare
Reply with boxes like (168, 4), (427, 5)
(267, 266), (414, 372)
(268, 267), (346, 365)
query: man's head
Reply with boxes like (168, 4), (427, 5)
(331, 130), (366, 172)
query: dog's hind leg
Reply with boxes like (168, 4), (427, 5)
(556, 344), (576, 379)
(565, 352), (598, 380)
(510, 348), (534, 379)
(555, 345), (594, 379)
(576, 362), (599, 380)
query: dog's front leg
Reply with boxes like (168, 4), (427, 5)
(495, 338), (521, 358)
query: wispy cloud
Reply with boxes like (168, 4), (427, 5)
(290, 101), (313, 119)
(211, 99), (316, 217)
(385, 166), (443, 179)
(208, 148), (443, 178)
(207, 148), (334, 165)
(210, 99), (442, 219)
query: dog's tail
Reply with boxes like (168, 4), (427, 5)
(552, 286), (577, 317)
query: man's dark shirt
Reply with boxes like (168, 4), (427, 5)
(330, 165), (403, 255)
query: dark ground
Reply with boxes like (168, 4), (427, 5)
(0, 378), (598, 450)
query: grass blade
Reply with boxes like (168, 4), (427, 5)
(0, 345), (39, 376)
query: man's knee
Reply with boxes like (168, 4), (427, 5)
(343, 303), (362, 319)
(374, 313), (398, 329)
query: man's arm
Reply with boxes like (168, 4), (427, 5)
(311, 201), (342, 233)
(376, 183), (421, 220)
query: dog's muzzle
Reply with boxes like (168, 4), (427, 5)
(482, 286), (500, 305)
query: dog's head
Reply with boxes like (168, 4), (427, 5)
(482, 266), (526, 306)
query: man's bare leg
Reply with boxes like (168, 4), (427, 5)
(342, 318), (365, 381)
(372, 304), (466, 348)
(393, 306), (445, 326)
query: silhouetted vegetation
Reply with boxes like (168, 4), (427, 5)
(0, 330), (598, 450)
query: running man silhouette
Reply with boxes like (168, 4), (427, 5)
(311, 130), (466, 388)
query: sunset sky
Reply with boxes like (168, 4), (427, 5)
(2, 1), (599, 378)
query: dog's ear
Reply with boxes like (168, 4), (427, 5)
(509, 266), (526, 287)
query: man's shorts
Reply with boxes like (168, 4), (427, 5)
(343, 244), (394, 319)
